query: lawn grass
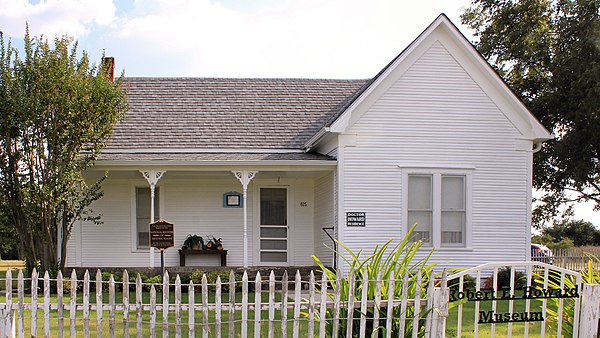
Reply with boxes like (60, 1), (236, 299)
(445, 296), (567, 338)
(4, 290), (571, 338)
(6, 295), (310, 337)
(2, 278), (577, 338)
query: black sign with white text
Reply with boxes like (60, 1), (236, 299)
(346, 212), (366, 226)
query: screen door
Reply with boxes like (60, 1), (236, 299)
(259, 188), (288, 264)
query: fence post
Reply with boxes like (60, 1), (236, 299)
(429, 271), (448, 338)
(579, 283), (600, 338)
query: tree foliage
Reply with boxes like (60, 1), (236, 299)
(0, 29), (128, 272)
(541, 219), (600, 246)
(461, 0), (600, 227)
(0, 197), (19, 258)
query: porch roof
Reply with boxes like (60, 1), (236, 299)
(105, 77), (368, 158)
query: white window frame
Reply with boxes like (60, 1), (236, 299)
(402, 168), (472, 249)
(130, 183), (162, 252)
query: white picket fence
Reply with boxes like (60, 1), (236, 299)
(0, 268), (449, 338)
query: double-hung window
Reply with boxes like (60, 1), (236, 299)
(405, 170), (470, 248)
(135, 187), (159, 250)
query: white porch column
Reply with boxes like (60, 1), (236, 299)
(140, 170), (166, 267)
(232, 171), (257, 268)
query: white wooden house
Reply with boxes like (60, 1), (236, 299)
(65, 14), (550, 270)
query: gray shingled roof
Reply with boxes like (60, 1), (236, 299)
(106, 78), (368, 155)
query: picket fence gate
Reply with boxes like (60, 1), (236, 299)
(444, 261), (600, 338)
(0, 268), (449, 338)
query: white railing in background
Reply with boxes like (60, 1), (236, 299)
(533, 247), (600, 271)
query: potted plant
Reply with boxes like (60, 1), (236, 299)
(183, 234), (204, 250)
(206, 236), (223, 250)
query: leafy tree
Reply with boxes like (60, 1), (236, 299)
(532, 232), (575, 249)
(0, 197), (19, 258)
(0, 29), (128, 273)
(542, 219), (600, 246)
(461, 0), (600, 227)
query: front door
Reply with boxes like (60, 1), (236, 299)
(259, 188), (288, 264)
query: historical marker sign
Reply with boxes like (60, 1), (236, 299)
(150, 220), (174, 250)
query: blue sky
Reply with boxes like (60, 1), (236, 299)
(1, 0), (598, 226)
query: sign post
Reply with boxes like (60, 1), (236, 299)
(150, 220), (174, 276)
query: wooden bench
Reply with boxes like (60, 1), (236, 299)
(178, 249), (228, 267)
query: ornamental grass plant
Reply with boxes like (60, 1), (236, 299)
(538, 253), (600, 337)
(312, 224), (435, 337)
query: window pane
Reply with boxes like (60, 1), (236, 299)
(408, 210), (432, 243)
(136, 187), (159, 249)
(442, 176), (465, 210)
(408, 175), (432, 210)
(260, 188), (287, 225)
(260, 239), (287, 250)
(261, 252), (287, 262)
(442, 211), (465, 244)
(260, 227), (287, 238)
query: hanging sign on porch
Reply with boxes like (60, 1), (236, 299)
(346, 212), (366, 226)
(150, 220), (174, 250)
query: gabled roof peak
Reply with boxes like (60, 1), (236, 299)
(324, 13), (550, 144)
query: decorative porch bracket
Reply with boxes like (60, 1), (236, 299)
(232, 171), (257, 269)
(140, 170), (166, 268)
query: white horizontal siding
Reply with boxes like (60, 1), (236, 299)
(292, 179), (315, 266)
(314, 172), (335, 266)
(339, 41), (531, 270)
(66, 174), (324, 268)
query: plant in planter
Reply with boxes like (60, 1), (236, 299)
(205, 236), (223, 250)
(183, 234), (204, 250)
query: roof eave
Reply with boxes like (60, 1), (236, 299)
(90, 159), (338, 170)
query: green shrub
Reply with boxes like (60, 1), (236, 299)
(190, 270), (241, 293)
(483, 266), (526, 290)
(448, 273), (477, 291)
(541, 254), (600, 337)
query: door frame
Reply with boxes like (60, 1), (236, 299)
(252, 184), (295, 266)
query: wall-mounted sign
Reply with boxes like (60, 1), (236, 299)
(150, 220), (174, 250)
(450, 285), (579, 324)
(223, 191), (243, 208)
(346, 212), (366, 227)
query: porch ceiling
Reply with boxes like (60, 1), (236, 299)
(88, 169), (334, 180)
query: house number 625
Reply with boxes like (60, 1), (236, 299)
(300, 202), (307, 207)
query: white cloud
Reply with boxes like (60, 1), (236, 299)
(1, 0), (474, 77)
(0, 0), (116, 38)
(106, 0), (472, 77)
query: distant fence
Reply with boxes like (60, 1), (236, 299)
(533, 247), (600, 271)
(0, 268), (447, 338)
(0, 262), (24, 274)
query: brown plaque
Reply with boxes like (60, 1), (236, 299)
(150, 220), (174, 250)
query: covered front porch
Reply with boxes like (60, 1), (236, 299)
(66, 166), (337, 270)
